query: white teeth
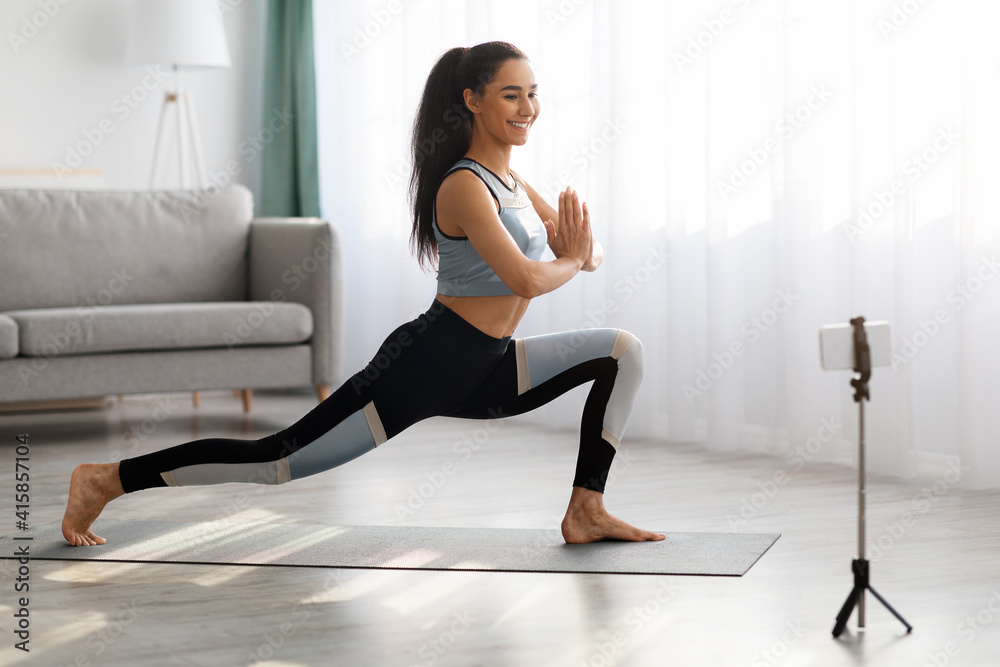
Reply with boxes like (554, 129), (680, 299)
(508, 121), (528, 128)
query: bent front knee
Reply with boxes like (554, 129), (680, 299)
(614, 329), (644, 381)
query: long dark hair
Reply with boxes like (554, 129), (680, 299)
(408, 41), (528, 270)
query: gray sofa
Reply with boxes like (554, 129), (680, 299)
(0, 184), (343, 411)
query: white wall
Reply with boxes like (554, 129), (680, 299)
(0, 0), (266, 200)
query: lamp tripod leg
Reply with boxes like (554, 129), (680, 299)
(149, 92), (173, 188)
(184, 89), (208, 187)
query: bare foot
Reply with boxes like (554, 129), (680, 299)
(561, 486), (665, 544)
(62, 462), (125, 547)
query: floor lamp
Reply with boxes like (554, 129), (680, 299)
(124, 0), (242, 410)
(125, 0), (231, 189)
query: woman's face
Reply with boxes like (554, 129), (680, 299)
(465, 58), (539, 147)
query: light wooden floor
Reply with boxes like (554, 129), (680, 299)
(0, 390), (998, 666)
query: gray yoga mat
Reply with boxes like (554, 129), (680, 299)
(0, 520), (779, 576)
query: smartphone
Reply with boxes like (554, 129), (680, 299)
(819, 320), (892, 371)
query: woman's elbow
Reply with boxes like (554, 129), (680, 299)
(510, 278), (541, 299)
(507, 270), (542, 299)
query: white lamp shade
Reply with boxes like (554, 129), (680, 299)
(126, 0), (231, 69)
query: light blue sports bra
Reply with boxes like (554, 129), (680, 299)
(432, 158), (547, 297)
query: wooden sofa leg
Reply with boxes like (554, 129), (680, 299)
(192, 391), (200, 408)
(316, 385), (330, 402)
(241, 389), (252, 413)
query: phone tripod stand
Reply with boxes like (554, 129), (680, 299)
(832, 316), (912, 638)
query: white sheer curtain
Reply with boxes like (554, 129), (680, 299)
(314, 0), (1000, 489)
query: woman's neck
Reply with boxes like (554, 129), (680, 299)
(464, 134), (514, 186)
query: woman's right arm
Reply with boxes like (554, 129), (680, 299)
(436, 172), (592, 299)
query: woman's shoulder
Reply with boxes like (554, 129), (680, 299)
(437, 158), (483, 191)
(441, 157), (477, 178)
(437, 168), (495, 203)
(436, 166), (501, 222)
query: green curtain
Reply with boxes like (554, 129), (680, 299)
(260, 0), (320, 217)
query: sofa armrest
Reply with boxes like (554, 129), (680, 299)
(248, 217), (345, 386)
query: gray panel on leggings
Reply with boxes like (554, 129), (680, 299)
(603, 337), (643, 442)
(523, 328), (617, 389)
(169, 460), (280, 486)
(286, 407), (376, 480)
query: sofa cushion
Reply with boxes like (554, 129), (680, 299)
(0, 185), (253, 311)
(4, 302), (312, 358)
(0, 315), (17, 359)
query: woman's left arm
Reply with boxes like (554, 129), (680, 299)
(512, 170), (604, 272)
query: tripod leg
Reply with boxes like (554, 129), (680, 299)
(867, 586), (914, 633)
(833, 585), (860, 638)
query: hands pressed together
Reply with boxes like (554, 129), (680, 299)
(543, 186), (593, 269)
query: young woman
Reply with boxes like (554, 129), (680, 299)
(62, 41), (664, 547)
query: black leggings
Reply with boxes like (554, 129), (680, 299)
(118, 299), (644, 494)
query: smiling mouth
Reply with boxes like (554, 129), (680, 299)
(507, 120), (530, 130)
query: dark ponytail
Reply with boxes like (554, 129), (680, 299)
(408, 41), (528, 270)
